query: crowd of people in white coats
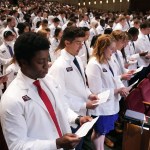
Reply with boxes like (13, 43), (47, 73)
(0, 0), (150, 150)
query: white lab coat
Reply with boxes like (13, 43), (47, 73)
(86, 57), (124, 116)
(2, 26), (19, 38)
(113, 23), (123, 31)
(124, 41), (139, 70)
(134, 32), (150, 67)
(96, 25), (105, 35)
(78, 40), (92, 68)
(50, 38), (60, 62)
(0, 42), (14, 74)
(89, 28), (97, 45)
(49, 24), (59, 38)
(5, 62), (20, 86)
(79, 20), (90, 28)
(49, 49), (91, 116)
(0, 70), (78, 150)
(57, 15), (67, 27)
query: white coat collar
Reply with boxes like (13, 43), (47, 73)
(60, 49), (75, 62)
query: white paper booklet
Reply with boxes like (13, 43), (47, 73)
(133, 66), (143, 74)
(130, 54), (139, 59)
(92, 90), (110, 105)
(127, 80), (139, 90)
(75, 117), (99, 137)
(125, 110), (146, 121)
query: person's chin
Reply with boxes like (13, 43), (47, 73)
(39, 72), (47, 78)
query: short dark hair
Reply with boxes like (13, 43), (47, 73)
(53, 17), (60, 23)
(17, 22), (30, 35)
(54, 27), (62, 37)
(104, 28), (113, 34)
(81, 27), (90, 32)
(41, 19), (48, 25)
(14, 32), (50, 66)
(7, 16), (14, 23)
(3, 31), (14, 38)
(128, 27), (139, 36)
(140, 21), (149, 29)
(62, 27), (85, 42)
(57, 27), (85, 50)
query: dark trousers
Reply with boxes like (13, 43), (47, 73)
(71, 126), (83, 150)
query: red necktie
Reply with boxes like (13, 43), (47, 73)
(33, 80), (62, 137)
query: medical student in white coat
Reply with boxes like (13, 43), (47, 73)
(50, 27), (63, 62)
(49, 27), (98, 149)
(86, 34), (129, 150)
(111, 30), (135, 83)
(78, 27), (92, 68)
(0, 32), (92, 150)
(124, 27), (139, 70)
(134, 22), (150, 67)
(49, 27), (99, 117)
(0, 31), (15, 74)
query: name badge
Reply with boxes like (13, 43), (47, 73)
(102, 68), (107, 72)
(22, 95), (31, 101)
(2, 50), (6, 53)
(66, 67), (73, 72)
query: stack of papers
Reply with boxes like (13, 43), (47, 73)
(92, 90), (110, 105)
(75, 117), (99, 137)
(125, 110), (146, 122)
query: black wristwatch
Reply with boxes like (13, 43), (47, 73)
(75, 116), (82, 125)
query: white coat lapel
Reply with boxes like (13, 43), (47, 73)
(16, 70), (49, 114)
(27, 86), (49, 114)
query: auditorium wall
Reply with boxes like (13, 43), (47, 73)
(52, 0), (130, 12)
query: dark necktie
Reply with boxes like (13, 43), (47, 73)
(132, 41), (135, 50)
(127, 21), (130, 28)
(62, 17), (65, 24)
(11, 28), (16, 34)
(7, 45), (13, 57)
(147, 34), (150, 42)
(33, 80), (62, 137)
(84, 41), (90, 63)
(73, 57), (82, 76)
(108, 64), (114, 76)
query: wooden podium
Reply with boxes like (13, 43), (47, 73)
(123, 122), (150, 150)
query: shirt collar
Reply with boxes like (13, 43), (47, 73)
(61, 49), (75, 62)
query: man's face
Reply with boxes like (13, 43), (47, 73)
(22, 50), (49, 80)
(65, 37), (84, 56)
(142, 27), (150, 35)
(84, 31), (90, 41)
(10, 18), (16, 28)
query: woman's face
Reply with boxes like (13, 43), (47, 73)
(115, 39), (125, 50)
(24, 26), (30, 33)
(58, 30), (63, 38)
(104, 41), (116, 60)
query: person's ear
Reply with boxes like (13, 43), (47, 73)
(19, 59), (29, 68)
(64, 40), (70, 46)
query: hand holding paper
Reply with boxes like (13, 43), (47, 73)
(75, 117), (99, 137)
(92, 90), (110, 105)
